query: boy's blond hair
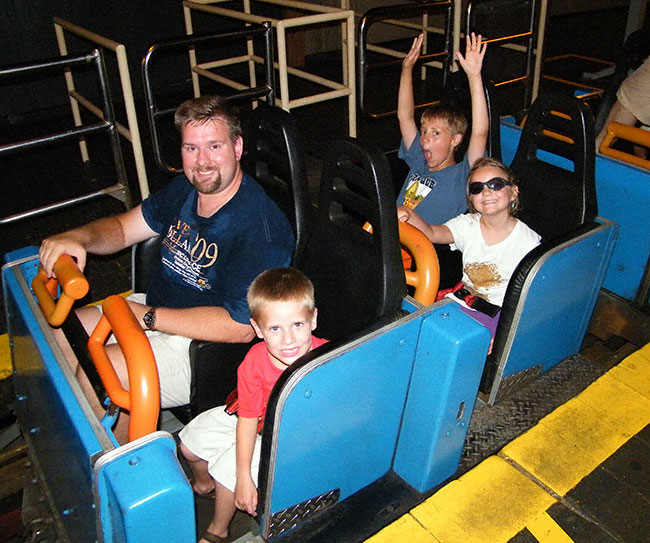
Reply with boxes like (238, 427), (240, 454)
(247, 267), (315, 322)
(421, 102), (468, 140)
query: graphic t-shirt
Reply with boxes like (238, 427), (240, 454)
(396, 136), (469, 224)
(444, 213), (541, 306)
(141, 173), (294, 324)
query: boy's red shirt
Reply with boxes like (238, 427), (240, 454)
(236, 336), (328, 424)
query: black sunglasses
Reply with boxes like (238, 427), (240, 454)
(468, 177), (513, 195)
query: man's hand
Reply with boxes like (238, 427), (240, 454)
(234, 475), (258, 516)
(39, 234), (87, 278)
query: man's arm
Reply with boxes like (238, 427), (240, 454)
(127, 302), (255, 343)
(234, 416), (260, 516)
(39, 204), (156, 277)
(398, 34), (424, 152)
(456, 33), (488, 166)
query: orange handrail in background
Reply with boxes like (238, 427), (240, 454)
(600, 121), (650, 170)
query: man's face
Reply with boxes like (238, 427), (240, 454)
(180, 118), (243, 195)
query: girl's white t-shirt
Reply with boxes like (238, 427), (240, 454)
(444, 213), (541, 306)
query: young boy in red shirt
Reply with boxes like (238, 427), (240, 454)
(179, 267), (327, 543)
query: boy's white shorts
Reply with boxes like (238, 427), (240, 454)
(179, 407), (262, 492)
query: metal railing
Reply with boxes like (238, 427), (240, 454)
(53, 17), (150, 199)
(357, 1), (454, 119)
(0, 50), (131, 225)
(142, 24), (276, 175)
(183, 0), (356, 137)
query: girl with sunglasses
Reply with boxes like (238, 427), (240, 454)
(397, 157), (541, 346)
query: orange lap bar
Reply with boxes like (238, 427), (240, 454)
(32, 254), (89, 327)
(88, 295), (160, 442)
(600, 121), (650, 170)
(399, 222), (439, 306)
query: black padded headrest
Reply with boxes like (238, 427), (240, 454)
(510, 92), (597, 241)
(294, 138), (406, 341)
(241, 104), (312, 259)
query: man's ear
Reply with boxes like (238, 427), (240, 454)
(250, 318), (264, 339)
(235, 136), (244, 161)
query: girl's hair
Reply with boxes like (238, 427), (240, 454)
(174, 95), (242, 142)
(467, 157), (521, 216)
(420, 102), (468, 138)
(247, 267), (315, 322)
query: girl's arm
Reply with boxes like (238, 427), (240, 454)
(397, 206), (454, 244)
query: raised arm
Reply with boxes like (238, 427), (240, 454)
(456, 32), (489, 166)
(397, 206), (454, 245)
(38, 204), (156, 277)
(398, 34), (424, 151)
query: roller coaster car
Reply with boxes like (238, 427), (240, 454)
(3, 97), (618, 542)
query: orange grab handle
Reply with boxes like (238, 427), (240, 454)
(399, 222), (440, 306)
(87, 295), (160, 442)
(600, 121), (650, 171)
(31, 254), (89, 327)
(363, 221), (439, 305)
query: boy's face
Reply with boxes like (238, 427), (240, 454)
(419, 117), (463, 172)
(251, 300), (318, 370)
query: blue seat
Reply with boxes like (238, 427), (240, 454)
(480, 92), (618, 404)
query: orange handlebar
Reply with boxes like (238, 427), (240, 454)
(399, 222), (440, 306)
(600, 121), (650, 171)
(87, 295), (160, 442)
(32, 254), (89, 327)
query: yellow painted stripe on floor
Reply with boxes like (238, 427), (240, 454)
(367, 346), (650, 543)
(0, 333), (11, 380)
(365, 514), (442, 543)
(527, 511), (574, 542)
(0, 291), (133, 382)
(607, 348), (650, 399)
(411, 456), (556, 543)
(502, 367), (650, 496)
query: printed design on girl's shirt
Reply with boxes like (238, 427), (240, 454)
(464, 261), (501, 293)
(403, 174), (437, 209)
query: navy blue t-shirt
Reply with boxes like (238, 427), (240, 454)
(141, 173), (294, 324)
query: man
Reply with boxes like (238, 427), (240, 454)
(40, 96), (294, 442)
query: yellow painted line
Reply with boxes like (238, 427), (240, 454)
(367, 346), (650, 543)
(0, 333), (11, 380)
(527, 512), (574, 542)
(414, 456), (556, 542)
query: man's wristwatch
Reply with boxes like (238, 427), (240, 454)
(143, 307), (157, 330)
